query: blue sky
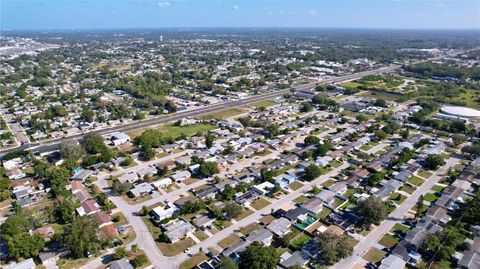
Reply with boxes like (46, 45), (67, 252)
(2, 0), (479, 30)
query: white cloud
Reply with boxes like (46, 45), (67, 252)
(233, 5), (240, 11)
(309, 9), (317, 16)
(157, 1), (171, 8)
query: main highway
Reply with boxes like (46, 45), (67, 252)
(0, 66), (392, 158)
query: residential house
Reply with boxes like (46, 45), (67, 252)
(151, 178), (173, 189)
(110, 133), (131, 146)
(77, 199), (100, 216)
(162, 220), (195, 243)
(128, 182), (154, 197)
(171, 171), (192, 182)
(117, 172), (139, 184)
(108, 259), (134, 269)
(266, 217), (292, 237)
(151, 203), (177, 221)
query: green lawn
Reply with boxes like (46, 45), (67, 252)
(240, 222), (261, 236)
(293, 195), (309, 204)
(217, 234), (242, 249)
(288, 181), (304, 191)
(234, 209), (253, 221)
(158, 237), (195, 256)
(378, 234), (399, 248)
(400, 183), (416, 194)
(417, 169), (433, 179)
(362, 248), (386, 264)
(194, 230), (209, 241)
(321, 179), (336, 188)
(390, 223), (410, 234)
(408, 176), (425, 186)
(317, 207), (332, 219)
(389, 192), (407, 205)
(196, 107), (247, 120)
(360, 144), (374, 151)
(424, 192), (439, 203)
(251, 198), (271, 211)
(251, 100), (276, 109)
(290, 233), (312, 249)
(129, 122), (216, 138)
(179, 252), (208, 269)
(330, 160), (343, 168)
(431, 185), (445, 192)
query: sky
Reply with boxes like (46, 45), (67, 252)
(1, 0), (479, 30)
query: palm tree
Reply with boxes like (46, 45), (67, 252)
(131, 243), (139, 253)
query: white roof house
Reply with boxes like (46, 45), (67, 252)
(151, 203), (177, 221)
(4, 258), (36, 269)
(253, 181), (275, 195)
(129, 182), (153, 197)
(170, 171), (191, 182)
(110, 132), (131, 146)
(118, 172), (139, 184)
(151, 178), (173, 189)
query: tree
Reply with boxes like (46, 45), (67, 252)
(61, 216), (110, 258)
(260, 168), (278, 182)
(304, 135), (320, 145)
(199, 162), (219, 177)
(59, 141), (85, 161)
(238, 242), (280, 269)
(81, 107), (95, 123)
(461, 143), (480, 157)
(415, 195), (424, 219)
(300, 102), (313, 112)
(218, 257), (238, 269)
(304, 164), (322, 181)
(57, 198), (78, 224)
(424, 154), (445, 170)
(112, 179), (132, 195)
(220, 185), (236, 201)
(113, 247), (126, 260)
(131, 244), (139, 253)
(130, 255), (148, 268)
(81, 132), (108, 154)
(46, 166), (71, 197)
(374, 99), (388, 108)
(355, 196), (387, 228)
(400, 129), (409, 140)
(222, 202), (243, 220)
(316, 232), (353, 265)
(375, 130), (388, 140)
(356, 114), (369, 122)
(205, 132), (214, 148)
(316, 138), (332, 156)
(367, 171), (385, 187)
(141, 146), (155, 160)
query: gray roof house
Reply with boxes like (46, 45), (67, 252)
(109, 259), (134, 269)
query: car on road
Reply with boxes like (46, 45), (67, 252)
(184, 247), (191, 253)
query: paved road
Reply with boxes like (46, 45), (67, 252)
(0, 67), (391, 158)
(332, 157), (460, 269)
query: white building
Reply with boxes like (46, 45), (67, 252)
(151, 203), (177, 221)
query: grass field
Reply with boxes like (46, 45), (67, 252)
(290, 233), (312, 249)
(424, 192), (439, 203)
(400, 183), (416, 194)
(389, 192), (407, 204)
(293, 195), (309, 204)
(218, 234), (242, 249)
(418, 169), (433, 178)
(158, 237), (195, 256)
(431, 185), (445, 192)
(251, 197), (271, 210)
(408, 176), (425, 186)
(179, 252), (208, 269)
(378, 234), (399, 248)
(251, 100), (276, 109)
(128, 122), (216, 138)
(235, 209), (254, 221)
(240, 222), (261, 235)
(363, 248), (386, 264)
(196, 107), (247, 120)
(288, 181), (304, 191)
(391, 223), (410, 233)
(321, 179), (336, 188)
